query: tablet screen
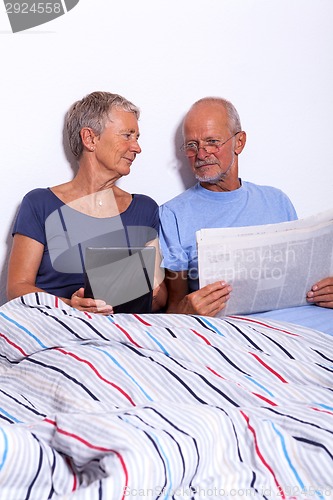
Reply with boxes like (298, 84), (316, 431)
(84, 246), (155, 313)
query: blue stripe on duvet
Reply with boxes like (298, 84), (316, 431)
(93, 346), (153, 401)
(198, 317), (225, 336)
(145, 330), (170, 355)
(0, 407), (22, 424)
(313, 403), (333, 412)
(245, 376), (275, 397)
(0, 312), (48, 349)
(0, 427), (9, 469)
(270, 422), (325, 498)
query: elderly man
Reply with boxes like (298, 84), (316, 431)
(159, 97), (333, 326)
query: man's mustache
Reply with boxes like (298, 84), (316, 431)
(194, 159), (220, 168)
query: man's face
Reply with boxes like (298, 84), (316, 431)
(183, 102), (237, 184)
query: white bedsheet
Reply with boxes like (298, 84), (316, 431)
(248, 304), (333, 335)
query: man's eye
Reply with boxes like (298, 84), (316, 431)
(206, 139), (220, 145)
(122, 134), (131, 139)
(186, 143), (198, 149)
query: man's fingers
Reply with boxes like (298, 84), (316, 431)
(184, 282), (232, 316)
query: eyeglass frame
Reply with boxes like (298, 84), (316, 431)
(181, 131), (242, 158)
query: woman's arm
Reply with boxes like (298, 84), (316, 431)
(152, 280), (167, 312)
(7, 234), (45, 300)
(146, 237), (168, 312)
(7, 234), (113, 314)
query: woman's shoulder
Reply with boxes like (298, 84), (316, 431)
(132, 193), (158, 208)
(20, 187), (64, 213)
(22, 187), (50, 199)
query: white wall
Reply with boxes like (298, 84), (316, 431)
(0, 0), (332, 304)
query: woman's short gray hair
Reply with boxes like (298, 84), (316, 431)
(66, 91), (140, 158)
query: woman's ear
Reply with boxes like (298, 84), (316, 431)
(234, 131), (246, 155)
(80, 127), (97, 152)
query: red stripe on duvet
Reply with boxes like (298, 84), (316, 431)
(191, 329), (212, 345)
(133, 314), (152, 326)
(249, 352), (288, 383)
(0, 332), (28, 356)
(241, 411), (285, 499)
(228, 316), (300, 336)
(114, 323), (142, 348)
(45, 418), (129, 496)
(252, 393), (277, 406)
(206, 366), (226, 379)
(311, 406), (333, 415)
(65, 455), (78, 491)
(55, 348), (135, 406)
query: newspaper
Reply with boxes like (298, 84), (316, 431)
(196, 208), (333, 316)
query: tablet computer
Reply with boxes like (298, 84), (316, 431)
(84, 246), (156, 314)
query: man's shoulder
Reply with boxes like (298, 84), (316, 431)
(242, 180), (297, 219)
(243, 180), (287, 196)
(242, 180), (295, 202)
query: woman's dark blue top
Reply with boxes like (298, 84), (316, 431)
(12, 188), (159, 299)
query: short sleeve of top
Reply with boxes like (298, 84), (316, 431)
(12, 188), (159, 299)
(13, 188), (61, 245)
(159, 181), (298, 292)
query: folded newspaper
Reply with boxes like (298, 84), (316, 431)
(196, 208), (333, 316)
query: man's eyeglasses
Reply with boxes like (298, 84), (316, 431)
(181, 131), (241, 158)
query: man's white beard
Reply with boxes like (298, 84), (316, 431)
(195, 155), (235, 184)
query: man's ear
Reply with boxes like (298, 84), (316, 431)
(234, 131), (246, 155)
(80, 127), (98, 152)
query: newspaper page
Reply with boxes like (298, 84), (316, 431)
(196, 208), (333, 316)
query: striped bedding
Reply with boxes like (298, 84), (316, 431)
(0, 293), (332, 499)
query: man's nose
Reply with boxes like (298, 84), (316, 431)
(196, 145), (209, 159)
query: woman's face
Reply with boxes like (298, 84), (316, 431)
(94, 108), (141, 177)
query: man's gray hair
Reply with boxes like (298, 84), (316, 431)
(66, 91), (140, 158)
(190, 96), (242, 134)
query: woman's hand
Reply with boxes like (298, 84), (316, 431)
(69, 288), (114, 315)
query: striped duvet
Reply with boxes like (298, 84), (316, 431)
(0, 292), (332, 499)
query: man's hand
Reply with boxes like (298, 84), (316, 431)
(306, 277), (333, 308)
(177, 281), (232, 316)
(68, 288), (114, 315)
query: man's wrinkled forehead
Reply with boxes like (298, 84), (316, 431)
(183, 102), (230, 139)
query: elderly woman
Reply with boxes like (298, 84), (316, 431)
(7, 91), (167, 314)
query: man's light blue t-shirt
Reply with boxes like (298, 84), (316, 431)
(159, 181), (297, 292)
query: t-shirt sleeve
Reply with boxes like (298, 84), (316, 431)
(142, 198), (160, 245)
(12, 192), (46, 245)
(282, 193), (298, 220)
(260, 185), (298, 223)
(159, 204), (189, 271)
(149, 198), (160, 233)
(143, 199), (160, 243)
